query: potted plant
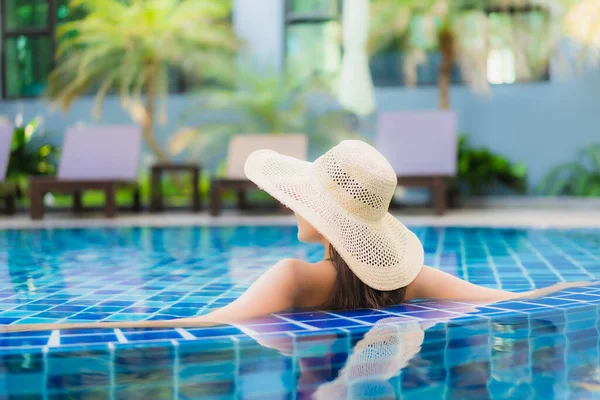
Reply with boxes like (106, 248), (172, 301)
(449, 135), (527, 206)
(6, 117), (60, 198)
(537, 143), (600, 197)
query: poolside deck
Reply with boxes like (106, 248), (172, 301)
(0, 206), (598, 230)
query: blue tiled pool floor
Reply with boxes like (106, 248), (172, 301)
(1, 226), (600, 398)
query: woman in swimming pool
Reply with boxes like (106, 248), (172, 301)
(1, 140), (592, 333)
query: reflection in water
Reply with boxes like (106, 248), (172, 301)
(313, 318), (424, 399)
(233, 305), (600, 399)
(1, 230), (69, 303)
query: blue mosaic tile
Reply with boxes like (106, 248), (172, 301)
(187, 326), (243, 338)
(490, 301), (546, 311)
(246, 322), (309, 334)
(304, 318), (364, 329)
(330, 309), (389, 318)
(50, 305), (89, 312)
(409, 310), (465, 319)
(65, 312), (113, 321)
(357, 314), (415, 324)
(60, 334), (119, 345)
(557, 293), (600, 302)
(124, 330), (182, 341)
(0, 337), (49, 348)
(278, 311), (339, 322)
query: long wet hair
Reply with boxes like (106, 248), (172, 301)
(326, 244), (407, 310)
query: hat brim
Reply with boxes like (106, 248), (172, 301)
(244, 149), (424, 291)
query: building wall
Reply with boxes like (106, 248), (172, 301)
(0, 0), (598, 189)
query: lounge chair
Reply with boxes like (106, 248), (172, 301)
(0, 124), (16, 215)
(29, 125), (143, 220)
(210, 134), (308, 216)
(376, 111), (457, 215)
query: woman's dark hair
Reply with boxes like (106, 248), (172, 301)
(327, 244), (406, 310)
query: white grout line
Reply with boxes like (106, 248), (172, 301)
(273, 315), (320, 331)
(539, 234), (596, 279)
(171, 340), (180, 400)
(286, 332), (298, 400)
(561, 235), (600, 262)
(522, 237), (566, 282)
(47, 330), (60, 347)
(323, 311), (374, 326)
(42, 346), (48, 400)
(232, 336), (241, 398)
(175, 328), (195, 340)
(498, 234), (536, 289)
(113, 329), (128, 343)
(477, 230), (503, 290)
(108, 343), (115, 400)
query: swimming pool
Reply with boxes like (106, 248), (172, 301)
(0, 226), (599, 398)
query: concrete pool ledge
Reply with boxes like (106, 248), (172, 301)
(0, 206), (599, 230)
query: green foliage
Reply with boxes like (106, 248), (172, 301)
(7, 117), (60, 194)
(536, 144), (600, 197)
(170, 70), (358, 172)
(48, 0), (238, 122)
(457, 135), (527, 195)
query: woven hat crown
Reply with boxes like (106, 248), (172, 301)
(313, 140), (398, 222)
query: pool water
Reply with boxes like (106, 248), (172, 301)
(0, 226), (600, 399)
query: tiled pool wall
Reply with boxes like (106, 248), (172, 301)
(0, 226), (599, 398)
(3, 301), (600, 398)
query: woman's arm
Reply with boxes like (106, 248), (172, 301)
(405, 266), (519, 302)
(406, 266), (597, 303)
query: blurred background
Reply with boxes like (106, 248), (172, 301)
(0, 0), (599, 213)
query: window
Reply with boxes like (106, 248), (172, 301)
(369, 3), (550, 87)
(0, 0), (70, 98)
(0, 0), (191, 99)
(284, 0), (342, 79)
(486, 7), (551, 84)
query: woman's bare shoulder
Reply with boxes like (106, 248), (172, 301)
(280, 258), (337, 308)
(277, 258), (335, 281)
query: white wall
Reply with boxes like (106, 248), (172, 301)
(233, 0), (284, 71)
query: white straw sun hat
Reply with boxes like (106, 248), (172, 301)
(244, 140), (424, 290)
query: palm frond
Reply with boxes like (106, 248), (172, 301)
(92, 72), (119, 119)
(538, 158), (595, 196)
(582, 143), (600, 172)
(48, 0), (239, 124)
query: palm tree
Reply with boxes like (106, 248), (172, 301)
(48, 0), (239, 161)
(369, 0), (592, 110)
(562, 0), (600, 67)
